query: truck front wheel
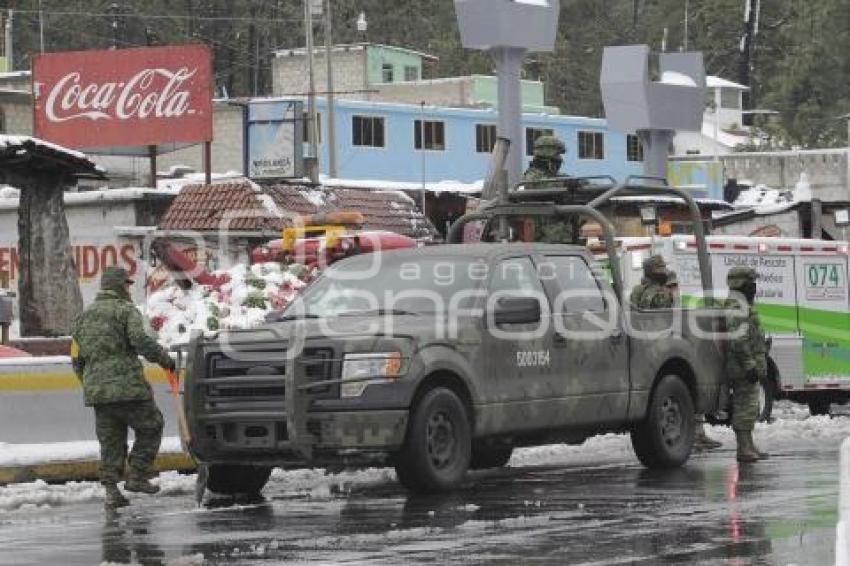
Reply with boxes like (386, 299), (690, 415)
(206, 464), (273, 496)
(395, 387), (472, 493)
(631, 374), (695, 469)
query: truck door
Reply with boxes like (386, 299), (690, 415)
(540, 254), (630, 426)
(481, 255), (561, 433)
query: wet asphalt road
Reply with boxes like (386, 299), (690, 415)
(0, 421), (843, 565)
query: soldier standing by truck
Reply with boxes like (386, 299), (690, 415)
(70, 267), (177, 507)
(630, 257), (722, 451)
(725, 266), (769, 463)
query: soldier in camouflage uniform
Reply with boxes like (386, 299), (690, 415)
(629, 255), (673, 309)
(725, 266), (769, 463)
(631, 259), (723, 451)
(523, 135), (566, 183)
(71, 267), (176, 507)
(523, 136), (585, 243)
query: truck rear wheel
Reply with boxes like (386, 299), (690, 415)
(395, 387), (471, 493)
(631, 374), (695, 469)
(206, 464), (273, 496)
(808, 398), (831, 416)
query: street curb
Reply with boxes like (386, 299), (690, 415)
(0, 452), (196, 485)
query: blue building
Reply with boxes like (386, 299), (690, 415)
(302, 97), (646, 185)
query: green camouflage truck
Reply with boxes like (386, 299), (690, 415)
(181, 182), (726, 495)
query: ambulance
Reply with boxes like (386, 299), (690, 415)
(608, 235), (850, 420)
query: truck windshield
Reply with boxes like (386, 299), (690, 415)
(286, 255), (483, 318)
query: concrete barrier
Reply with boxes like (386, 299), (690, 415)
(837, 437), (850, 566)
(0, 356), (192, 484)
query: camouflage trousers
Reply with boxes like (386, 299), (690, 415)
(730, 375), (759, 432)
(93, 400), (164, 484)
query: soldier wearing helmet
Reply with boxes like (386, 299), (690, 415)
(70, 266), (177, 507)
(523, 135), (566, 183)
(724, 266), (769, 463)
(629, 255), (674, 309)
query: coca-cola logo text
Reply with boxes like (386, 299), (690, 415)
(43, 67), (198, 123)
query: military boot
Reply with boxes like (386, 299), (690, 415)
(104, 483), (129, 508)
(735, 430), (760, 463)
(124, 477), (160, 495)
(751, 434), (769, 460)
(693, 425), (723, 452)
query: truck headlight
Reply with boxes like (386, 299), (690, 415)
(341, 352), (404, 397)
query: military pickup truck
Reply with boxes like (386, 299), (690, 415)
(180, 181), (725, 495)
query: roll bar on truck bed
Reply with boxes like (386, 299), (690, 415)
(446, 175), (714, 301)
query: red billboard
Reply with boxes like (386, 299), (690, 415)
(32, 44), (213, 151)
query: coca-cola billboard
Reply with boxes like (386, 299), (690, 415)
(32, 44), (212, 151)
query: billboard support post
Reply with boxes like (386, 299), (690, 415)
(204, 142), (212, 185)
(148, 145), (157, 188)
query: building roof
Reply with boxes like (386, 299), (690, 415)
(0, 135), (105, 179)
(274, 42), (438, 62)
(0, 70), (31, 80)
(706, 75), (749, 90)
(158, 181), (436, 239)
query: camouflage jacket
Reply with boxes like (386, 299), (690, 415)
(724, 299), (768, 380)
(70, 290), (171, 406)
(522, 166), (550, 183)
(630, 280), (674, 309)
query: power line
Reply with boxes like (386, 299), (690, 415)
(9, 8), (303, 24)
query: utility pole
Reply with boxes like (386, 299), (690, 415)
(38, 0), (45, 53)
(304, 0), (320, 183)
(4, 10), (13, 72)
(420, 101), (426, 216)
(110, 3), (120, 49)
(683, 0), (689, 51)
(324, 0), (338, 178)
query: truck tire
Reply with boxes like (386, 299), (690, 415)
(206, 464), (272, 496)
(808, 398), (831, 416)
(631, 374), (695, 469)
(757, 375), (774, 422)
(395, 387), (472, 493)
(470, 443), (513, 470)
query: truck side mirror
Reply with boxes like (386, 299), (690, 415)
(493, 297), (541, 325)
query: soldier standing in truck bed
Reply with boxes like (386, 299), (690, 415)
(70, 266), (176, 507)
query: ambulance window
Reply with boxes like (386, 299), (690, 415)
(545, 255), (605, 313)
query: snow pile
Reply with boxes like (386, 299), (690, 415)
(145, 262), (313, 347)
(0, 185), (19, 199)
(733, 173), (812, 214)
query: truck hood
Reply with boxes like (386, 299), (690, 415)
(205, 313), (462, 347)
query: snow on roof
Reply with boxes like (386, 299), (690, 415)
(0, 186), (181, 210)
(156, 171), (247, 191)
(0, 135), (89, 162)
(320, 176), (484, 195)
(706, 75), (749, 90)
(274, 42), (438, 62)
(0, 70), (31, 80)
(700, 121), (751, 149)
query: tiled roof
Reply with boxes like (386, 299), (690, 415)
(158, 181), (436, 239)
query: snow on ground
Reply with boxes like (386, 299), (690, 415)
(1, 402), (846, 513)
(146, 262), (311, 347)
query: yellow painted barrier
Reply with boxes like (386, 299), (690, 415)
(0, 452), (195, 485)
(0, 361), (168, 392)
